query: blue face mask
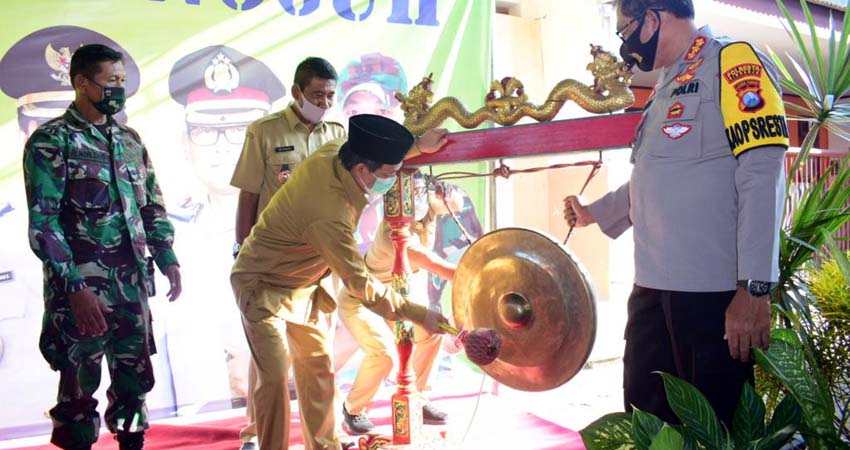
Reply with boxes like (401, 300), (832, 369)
(367, 174), (397, 197)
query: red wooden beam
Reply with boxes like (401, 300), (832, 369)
(406, 112), (641, 165)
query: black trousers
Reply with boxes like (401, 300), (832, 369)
(623, 285), (754, 426)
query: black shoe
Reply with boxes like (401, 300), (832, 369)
(239, 442), (258, 450)
(117, 431), (144, 450)
(342, 404), (375, 435)
(422, 403), (448, 425)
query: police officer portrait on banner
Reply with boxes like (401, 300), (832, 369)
(23, 42), (181, 450)
(169, 45), (286, 221)
(167, 44), (286, 410)
(564, 0), (787, 427)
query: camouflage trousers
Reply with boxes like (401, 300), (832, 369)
(39, 301), (156, 450)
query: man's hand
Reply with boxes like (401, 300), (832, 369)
(165, 265), (182, 302)
(424, 309), (450, 335)
(69, 288), (112, 336)
(563, 195), (595, 228)
(417, 128), (449, 154)
(724, 288), (771, 362)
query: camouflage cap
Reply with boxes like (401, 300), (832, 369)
(0, 25), (139, 128)
(168, 45), (285, 126)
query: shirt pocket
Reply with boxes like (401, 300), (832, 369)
(65, 159), (112, 212)
(125, 161), (149, 207)
(645, 95), (702, 160)
(266, 151), (301, 184)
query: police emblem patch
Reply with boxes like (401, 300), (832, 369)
(661, 122), (692, 139)
(735, 79), (765, 112)
(720, 42), (789, 156)
(278, 163), (291, 184)
(667, 101), (684, 119)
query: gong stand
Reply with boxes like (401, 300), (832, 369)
(383, 167), (426, 446)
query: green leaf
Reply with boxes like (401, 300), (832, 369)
(753, 394), (803, 450)
(649, 425), (684, 450)
(767, 394), (802, 435)
(633, 408), (665, 450)
(580, 412), (636, 450)
(732, 383), (766, 448)
(659, 372), (726, 450)
(754, 340), (835, 443)
(770, 328), (800, 347)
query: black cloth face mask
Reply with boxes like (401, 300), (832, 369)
(619, 10), (662, 72)
(86, 77), (126, 116)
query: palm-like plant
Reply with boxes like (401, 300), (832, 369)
(761, 0), (850, 437)
(767, 0), (850, 325)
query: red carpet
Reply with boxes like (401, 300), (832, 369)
(11, 394), (585, 450)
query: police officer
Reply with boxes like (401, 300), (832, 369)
(0, 27), (142, 437)
(167, 45), (286, 418)
(231, 114), (450, 450)
(564, 0), (786, 426)
(24, 43), (181, 450)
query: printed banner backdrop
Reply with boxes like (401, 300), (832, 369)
(0, 0), (491, 439)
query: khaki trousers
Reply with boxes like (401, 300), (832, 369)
(232, 274), (340, 450)
(338, 291), (441, 415)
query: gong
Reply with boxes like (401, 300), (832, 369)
(452, 227), (597, 391)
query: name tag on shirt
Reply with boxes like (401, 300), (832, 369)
(275, 146), (295, 153)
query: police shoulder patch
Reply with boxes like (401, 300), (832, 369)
(720, 42), (789, 157)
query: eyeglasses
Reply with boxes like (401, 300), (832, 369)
(615, 8), (663, 42)
(188, 125), (248, 146)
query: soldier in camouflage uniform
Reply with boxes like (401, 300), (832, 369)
(23, 44), (181, 450)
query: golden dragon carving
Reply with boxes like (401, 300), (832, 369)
(396, 44), (635, 136)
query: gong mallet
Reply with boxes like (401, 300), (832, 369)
(439, 323), (502, 366)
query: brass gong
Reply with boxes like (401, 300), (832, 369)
(452, 227), (597, 391)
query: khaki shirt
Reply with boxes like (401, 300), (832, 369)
(232, 141), (428, 325)
(588, 27), (786, 292)
(230, 102), (346, 213)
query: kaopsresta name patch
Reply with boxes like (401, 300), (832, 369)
(720, 42), (789, 156)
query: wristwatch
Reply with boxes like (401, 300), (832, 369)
(737, 280), (770, 297)
(232, 242), (241, 260)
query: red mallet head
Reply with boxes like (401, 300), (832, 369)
(461, 328), (501, 366)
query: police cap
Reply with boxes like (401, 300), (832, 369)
(168, 45), (285, 126)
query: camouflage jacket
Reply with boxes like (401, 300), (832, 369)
(23, 103), (178, 307)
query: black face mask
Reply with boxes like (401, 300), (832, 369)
(86, 77), (126, 116)
(619, 11), (662, 72)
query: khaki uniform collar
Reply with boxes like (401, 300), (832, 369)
(333, 156), (369, 211)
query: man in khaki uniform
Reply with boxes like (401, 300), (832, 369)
(230, 56), (344, 450)
(339, 174), (458, 435)
(231, 114), (449, 450)
(230, 57), (448, 450)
